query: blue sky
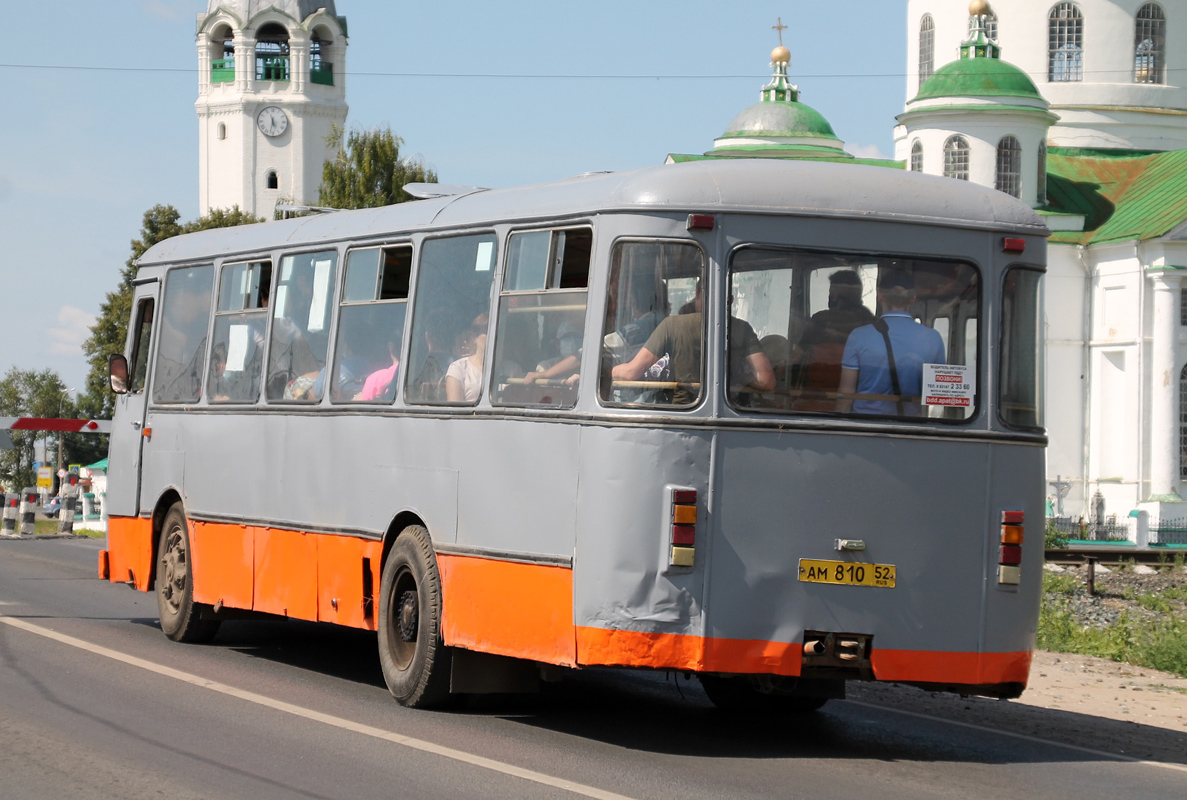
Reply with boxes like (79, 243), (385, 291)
(0, 1), (907, 400)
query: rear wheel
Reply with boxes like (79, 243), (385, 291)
(156, 503), (220, 643)
(699, 675), (830, 713)
(378, 525), (452, 708)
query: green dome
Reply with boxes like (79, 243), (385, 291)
(914, 58), (1043, 102)
(718, 100), (840, 142)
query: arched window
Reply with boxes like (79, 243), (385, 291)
(217, 122), (227, 140)
(310, 28), (334, 85)
(1134, 3), (1166, 84)
(910, 140), (924, 172)
(266, 171), (278, 190)
(919, 15), (935, 88)
(969, 7), (999, 41)
(1037, 141), (1048, 205)
(1049, 3), (1083, 82)
(995, 136), (1022, 198)
(943, 136), (970, 181)
(256, 23), (290, 82)
(210, 24), (235, 83)
(1179, 363), (1187, 480)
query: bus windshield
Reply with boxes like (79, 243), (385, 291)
(728, 247), (980, 421)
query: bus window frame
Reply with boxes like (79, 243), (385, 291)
(490, 224), (594, 410)
(998, 264), (1046, 432)
(332, 240), (415, 406)
(207, 258), (272, 405)
(402, 228), (501, 409)
(263, 246), (343, 406)
(722, 242), (984, 426)
(596, 236), (710, 413)
(152, 263), (218, 407)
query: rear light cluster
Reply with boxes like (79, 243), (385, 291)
(670, 488), (697, 568)
(998, 510), (1024, 585)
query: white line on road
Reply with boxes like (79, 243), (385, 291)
(0, 615), (637, 800)
(843, 699), (1187, 775)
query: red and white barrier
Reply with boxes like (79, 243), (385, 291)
(0, 418), (110, 434)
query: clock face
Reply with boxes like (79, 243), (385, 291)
(257, 106), (288, 137)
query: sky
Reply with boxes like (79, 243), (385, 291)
(0, 1), (908, 402)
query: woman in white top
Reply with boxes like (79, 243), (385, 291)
(445, 313), (488, 402)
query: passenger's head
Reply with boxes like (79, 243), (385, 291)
(556, 319), (582, 358)
(828, 270), (864, 310)
(877, 270), (916, 311)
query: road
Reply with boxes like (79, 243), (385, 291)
(0, 537), (1182, 800)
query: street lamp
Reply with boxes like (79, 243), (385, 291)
(56, 387), (75, 493)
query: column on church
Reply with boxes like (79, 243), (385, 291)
(1147, 270), (1182, 500)
(235, 36), (255, 92)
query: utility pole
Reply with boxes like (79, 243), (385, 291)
(56, 387), (75, 495)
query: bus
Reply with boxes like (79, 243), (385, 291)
(101, 159), (1046, 710)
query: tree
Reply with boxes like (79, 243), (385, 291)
(0, 367), (69, 492)
(78, 205), (262, 420)
(318, 125), (437, 209)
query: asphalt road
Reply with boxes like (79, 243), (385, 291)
(0, 537), (1182, 800)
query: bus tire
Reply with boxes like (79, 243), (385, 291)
(156, 503), (220, 644)
(699, 675), (829, 713)
(378, 525), (452, 708)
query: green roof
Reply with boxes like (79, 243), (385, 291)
(85, 458), (108, 471)
(1046, 150), (1187, 245)
(668, 151), (901, 168)
(914, 58), (1043, 103)
(718, 100), (841, 143)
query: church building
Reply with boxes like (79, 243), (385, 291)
(673, 2), (1187, 530)
(195, 1), (349, 218)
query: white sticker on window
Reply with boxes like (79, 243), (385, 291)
(923, 363), (974, 407)
(227, 324), (250, 371)
(308, 259), (331, 331)
(475, 241), (493, 272)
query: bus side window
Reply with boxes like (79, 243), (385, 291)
(332, 245), (411, 403)
(599, 240), (707, 408)
(266, 250), (339, 403)
(153, 265), (215, 405)
(128, 298), (155, 394)
(405, 233), (498, 405)
(491, 228), (591, 408)
(208, 260), (271, 403)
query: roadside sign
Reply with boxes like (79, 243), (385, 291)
(37, 466), (53, 489)
(69, 464), (81, 475)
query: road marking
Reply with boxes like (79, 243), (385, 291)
(843, 699), (1187, 775)
(0, 615), (636, 800)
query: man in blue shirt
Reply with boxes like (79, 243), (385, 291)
(837, 270), (945, 417)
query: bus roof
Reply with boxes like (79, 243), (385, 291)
(137, 159), (1047, 267)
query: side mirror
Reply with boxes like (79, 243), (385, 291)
(109, 354), (129, 394)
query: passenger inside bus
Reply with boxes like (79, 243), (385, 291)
(837, 270), (946, 417)
(355, 332), (401, 402)
(794, 269), (875, 411)
(611, 281), (774, 406)
(408, 309), (454, 402)
(446, 313), (491, 403)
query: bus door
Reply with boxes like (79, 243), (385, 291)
(106, 280), (159, 518)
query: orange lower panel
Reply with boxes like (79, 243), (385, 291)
(576, 627), (803, 676)
(106, 516), (153, 592)
(872, 649), (1033, 686)
(190, 522), (254, 610)
(438, 555), (576, 666)
(317, 535), (382, 631)
(253, 526), (318, 620)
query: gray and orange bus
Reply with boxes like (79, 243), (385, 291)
(102, 159), (1046, 709)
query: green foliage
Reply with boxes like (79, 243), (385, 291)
(77, 205), (262, 420)
(1041, 569), (1081, 595)
(0, 367), (69, 491)
(318, 125), (437, 210)
(1044, 518), (1069, 549)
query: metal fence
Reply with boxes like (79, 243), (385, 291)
(1048, 515), (1133, 542)
(1150, 518), (1187, 545)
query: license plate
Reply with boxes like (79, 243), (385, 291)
(798, 559), (896, 588)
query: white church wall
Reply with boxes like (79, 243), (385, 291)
(1044, 242), (1089, 512)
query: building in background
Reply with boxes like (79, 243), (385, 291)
(196, 1), (349, 218)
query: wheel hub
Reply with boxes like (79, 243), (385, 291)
(398, 589), (418, 642)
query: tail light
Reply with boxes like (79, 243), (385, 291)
(998, 510), (1023, 584)
(669, 488), (698, 568)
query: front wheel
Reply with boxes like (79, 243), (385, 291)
(156, 503), (220, 643)
(378, 526), (452, 708)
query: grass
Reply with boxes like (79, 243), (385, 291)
(1038, 571), (1187, 678)
(28, 519), (103, 538)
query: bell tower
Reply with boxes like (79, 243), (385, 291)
(196, 1), (348, 218)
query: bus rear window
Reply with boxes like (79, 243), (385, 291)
(332, 246), (411, 403)
(1000, 268), (1043, 429)
(728, 248), (979, 422)
(599, 241), (706, 408)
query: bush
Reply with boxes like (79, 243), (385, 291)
(1044, 519), (1069, 550)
